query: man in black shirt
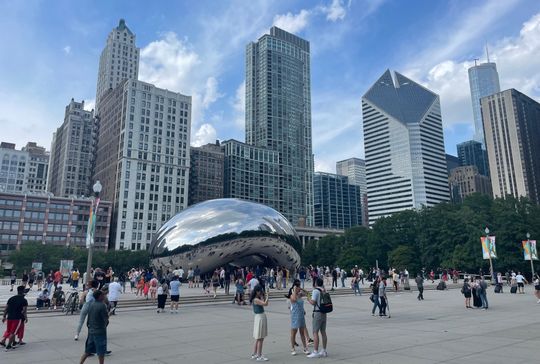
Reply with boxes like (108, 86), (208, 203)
(1, 286), (28, 350)
(80, 290), (109, 364)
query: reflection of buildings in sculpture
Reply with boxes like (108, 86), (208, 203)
(150, 198), (301, 275)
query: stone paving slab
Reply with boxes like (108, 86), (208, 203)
(1, 286), (538, 363)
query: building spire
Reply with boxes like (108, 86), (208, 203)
(485, 42), (490, 63)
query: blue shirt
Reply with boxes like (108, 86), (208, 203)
(170, 280), (181, 296)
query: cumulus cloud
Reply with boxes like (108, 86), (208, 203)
(232, 80), (245, 129)
(202, 76), (223, 108)
(403, 12), (540, 130)
(63, 45), (71, 54)
(273, 9), (311, 33)
(83, 98), (95, 112)
(192, 123), (218, 147)
(320, 0), (348, 22)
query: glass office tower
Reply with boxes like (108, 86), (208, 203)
(245, 27), (314, 226)
(468, 62), (500, 145)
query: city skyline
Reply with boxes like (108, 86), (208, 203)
(1, 1), (540, 173)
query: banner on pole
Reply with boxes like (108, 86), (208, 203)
(60, 260), (73, 277)
(522, 240), (538, 261)
(481, 236), (497, 259)
(31, 262), (43, 271)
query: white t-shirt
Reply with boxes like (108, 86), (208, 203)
(248, 278), (259, 291)
(108, 282), (122, 301)
(516, 274), (525, 283)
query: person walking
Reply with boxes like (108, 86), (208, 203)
(288, 280), (310, 356)
(75, 280), (98, 341)
(211, 271), (220, 299)
(533, 274), (540, 303)
(415, 273), (424, 300)
(479, 276), (489, 310)
(194, 265), (201, 288)
(307, 278), (328, 358)
(340, 269), (347, 288)
(169, 275), (181, 314)
(224, 268), (231, 295)
(515, 272), (528, 294)
(378, 277), (388, 317)
(250, 285), (269, 361)
(107, 278), (122, 315)
(1, 286), (28, 351)
(79, 290), (109, 364)
(9, 270), (17, 292)
(156, 279), (169, 313)
(71, 269), (80, 290)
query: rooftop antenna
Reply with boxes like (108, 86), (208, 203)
(474, 58), (479, 66)
(485, 43), (490, 63)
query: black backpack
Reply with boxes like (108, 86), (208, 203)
(315, 288), (333, 313)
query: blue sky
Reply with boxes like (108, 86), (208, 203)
(1, 0), (540, 172)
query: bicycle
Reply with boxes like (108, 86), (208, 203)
(63, 290), (80, 315)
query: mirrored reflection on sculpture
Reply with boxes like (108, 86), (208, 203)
(150, 198), (301, 275)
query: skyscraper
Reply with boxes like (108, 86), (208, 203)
(0, 142), (29, 193)
(362, 70), (449, 224)
(22, 142), (49, 193)
(95, 19), (139, 113)
(468, 60), (500, 145)
(449, 165), (492, 203)
(222, 139), (280, 209)
(336, 158), (368, 225)
(245, 26), (314, 226)
(94, 80), (191, 250)
(189, 141), (224, 205)
(481, 89), (540, 204)
(48, 99), (97, 197)
(313, 172), (362, 229)
(457, 140), (489, 176)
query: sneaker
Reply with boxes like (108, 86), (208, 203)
(105, 351), (112, 356)
(74, 335), (79, 341)
(308, 338), (314, 346)
(307, 352), (321, 358)
(320, 350), (328, 357)
(256, 356), (269, 361)
(291, 350), (297, 356)
(303, 348), (310, 355)
(251, 354), (258, 359)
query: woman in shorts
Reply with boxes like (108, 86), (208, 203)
(250, 285), (269, 361)
(169, 276), (181, 313)
(461, 278), (472, 308)
(534, 274), (540, 303)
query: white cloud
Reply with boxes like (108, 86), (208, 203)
(232, 80), (245, 129)
(192, 123), (217, 147)
(402, 12), (540, 130)
(83, 98), (95, 112)
(63, 45), (71, 55)
(320, 0), (347, 22)
(202, 77), (223, 108)
(273, 10), (311, 34)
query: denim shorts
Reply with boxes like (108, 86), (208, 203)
(85, 334), (107, 356)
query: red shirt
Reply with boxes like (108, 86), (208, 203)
(54, 271), (62, 282)
(246, 272), (253, 283)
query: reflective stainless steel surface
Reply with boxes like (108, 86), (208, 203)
(150, 198), (301, 275)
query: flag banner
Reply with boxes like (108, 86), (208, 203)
(481, 236), (497, 259)
(85, 198), (100, 248)
(522, 240), (538, 261)
(60, 260), (73, 277)
(31, 262), (42, 271)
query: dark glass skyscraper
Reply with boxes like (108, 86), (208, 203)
(245, 26), (314, 226)
(457, 140), (489, 176)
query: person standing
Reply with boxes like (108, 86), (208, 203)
(211, 271), (220, 299)
(36, 270), (44, 291)
(415, 273), (424, 300)
(149, 276), (159, 302)
(1, 286), (28, 351)
(194, 265), (201, 288)
(75, 280), (98, 341)
(79, 290), (109, 364)
(72, 269), (80, 290)
(331, 268), (338, 290)
(187, 267), (194, 288)
(378, 277), (388, 317)
(370, 278), (380, 316)
(53, 269), (63, 289)
(107, 278), (122, 315)
(169, 275), (181, 314)
(21, 270), (29, 288)
(533, 274), (540, 303)
(156, 279), (169, 313)
(340, 269), (347, 288)
(224, 268), (231, 295)
(28, 269), (36, 290)
(9, 270), (16, 292)
(479, 276), (489, 310)
(250, 285), (269, 361)
(307, 278), (328, 358)
(515, 272), (528, 294)
(461, 278), (472, 308)
(288, 281), (310, 356)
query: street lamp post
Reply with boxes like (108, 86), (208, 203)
(527, 232), (535, 281)
(485, 227), (494, 284)
(85, 181), (102, 288)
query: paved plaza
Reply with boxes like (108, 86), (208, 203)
(1, 286), (539, 364)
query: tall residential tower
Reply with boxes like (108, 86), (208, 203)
(362, 70), (449, 224)
(245, 26), (314, 226)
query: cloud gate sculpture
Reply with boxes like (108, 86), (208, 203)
(149, 199), (301, 275)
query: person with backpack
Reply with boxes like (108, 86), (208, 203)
(461, 278), (472, 308)
(307, 277), (330, 358)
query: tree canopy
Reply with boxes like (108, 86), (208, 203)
(301, 195), (540, 277)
